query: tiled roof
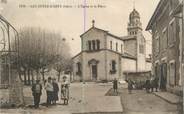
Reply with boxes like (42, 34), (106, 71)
(120, 36), (136, 40)
(80, 26), (126, 41)
(107, 32), (124, 41)
(80, 27), (108, 37)
(122, 52), (137, 60)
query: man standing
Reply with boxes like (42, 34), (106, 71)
(52, 78), (59, 105)
(45, 77), (54, 106)
(31, 80), (42, 108)
(113, 78), (118, 94)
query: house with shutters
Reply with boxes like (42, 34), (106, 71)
(146, 0), (183, 95)
(72, 8), (151, 81)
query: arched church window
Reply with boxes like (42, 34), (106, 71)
(92, 40), (96, 50)
(76, 62), (81, 75)
(96, 40), (100, 50)
(110, 41), (112, 50)
(110, 60), (116, 74)
(112, 60), (116, 71)
(121, 44), (123, 53)
(88, 41), (91, 51)
(116, 42), (118, 51)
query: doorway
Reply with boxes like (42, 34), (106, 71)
(160, 63), (167, 90)
(92, 65), (97, 81)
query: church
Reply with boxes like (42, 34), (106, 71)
(72, 8), (151, 81)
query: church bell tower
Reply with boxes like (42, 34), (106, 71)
(127, 8), (142, 36)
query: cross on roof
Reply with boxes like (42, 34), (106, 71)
(92, 20), (95, 27)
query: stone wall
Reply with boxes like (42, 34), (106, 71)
(124, 39), (137, 57)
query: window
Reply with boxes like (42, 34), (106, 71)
(169, 19), (176, 45)
(169, 61), (176, 86)
(155, 31), (160, 54)
(110, 41), (112, 50)
(169, 0), (178, 13)
(88, 41), (91, 50)
(112, 61), (116, 71)
(76, 62), (81, 75)
(162, 28), (168, 50)
(116, 42), (118, 51)
(92, 40), (96, 50)
(110, 60), (116, 74)
(96, 40), (100, 50)
(121, 44), (123, 53)
(88, 39), (100, 51)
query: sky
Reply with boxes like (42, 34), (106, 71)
(0, 0), (160, 57)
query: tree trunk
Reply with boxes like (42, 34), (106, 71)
(27, 69), (31, 85)
(58, 71), (61, 82)
(23, 70), (27, 85)
(36, 69), (39, 80)
(69, 72), (72, 82)
(31, 70), (34, 85)
(41, 69), (45, 81)
(18, 71), (23, 82)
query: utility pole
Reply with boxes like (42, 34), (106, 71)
(182, 1), (184, 113)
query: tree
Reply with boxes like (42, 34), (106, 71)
(54, 56), (73, 81)
(17, 27), (71, 85)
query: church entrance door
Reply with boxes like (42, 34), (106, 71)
(92, 65), (97, 81)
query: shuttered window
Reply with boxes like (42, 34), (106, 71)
(169, 61), (176, 86)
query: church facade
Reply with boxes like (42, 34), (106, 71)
(72, 9), (151, 81)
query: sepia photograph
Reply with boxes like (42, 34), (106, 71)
(0, 0), (183, 114)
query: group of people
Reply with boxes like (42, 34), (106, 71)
(126, 77), (159, 94)
(44, 77), (59, 106)
(31, 76), (69, 108)
(145, 77), (159, 93)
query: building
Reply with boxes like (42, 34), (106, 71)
(72, 9), (151, 82)
(146, 0), (183, 95)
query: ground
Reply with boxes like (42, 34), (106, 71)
(119, 89), (179, 114)
(0, 82), (180, 114)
